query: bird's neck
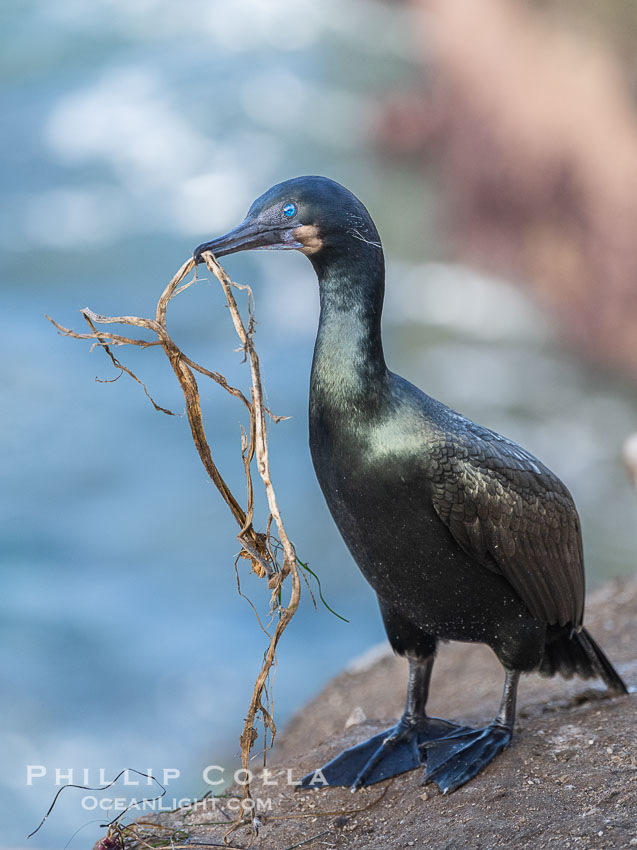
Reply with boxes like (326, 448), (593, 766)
(310, 246), (388, 412)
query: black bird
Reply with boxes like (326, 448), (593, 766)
(194, 176), (627, 794)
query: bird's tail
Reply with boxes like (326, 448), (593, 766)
(540, 627), (628, 694)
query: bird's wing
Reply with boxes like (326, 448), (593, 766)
(427, 418), (584, 627)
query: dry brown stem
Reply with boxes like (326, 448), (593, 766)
(50, 253), (301, 845)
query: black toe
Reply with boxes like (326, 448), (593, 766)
(299, 728), (418, 789)
(424, 724), (511, 794)
(299, 717), (472, 790)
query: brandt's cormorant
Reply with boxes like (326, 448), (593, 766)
(194, 176), (627, 794)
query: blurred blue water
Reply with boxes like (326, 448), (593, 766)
(1, 2), (635, 848)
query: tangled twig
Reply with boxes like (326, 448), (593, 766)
(48, 253), (301, 843)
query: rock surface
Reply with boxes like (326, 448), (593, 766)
(111, 576), (636, 850)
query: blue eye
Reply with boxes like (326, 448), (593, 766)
(283, 202), (296, 218)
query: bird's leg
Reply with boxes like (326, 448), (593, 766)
(299, 656), (470, 791)
(423, 669), (520, 794)
(393, 654), (471, 740)
(402, 653), (434, 723)
(495, 667), (519, 729)
(348, 656), (473, 790)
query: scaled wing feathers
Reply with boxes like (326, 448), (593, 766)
(429, 421), (584, 627)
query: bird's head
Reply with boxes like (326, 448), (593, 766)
(193, 175), (381, 267)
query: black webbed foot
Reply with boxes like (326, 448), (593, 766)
(299, 717), (471, 790)
(423, 723), (512, 794)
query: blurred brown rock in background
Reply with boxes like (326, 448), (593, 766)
(378, 0), (637, 382)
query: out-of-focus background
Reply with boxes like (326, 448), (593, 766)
(2, 0), (636, 846)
